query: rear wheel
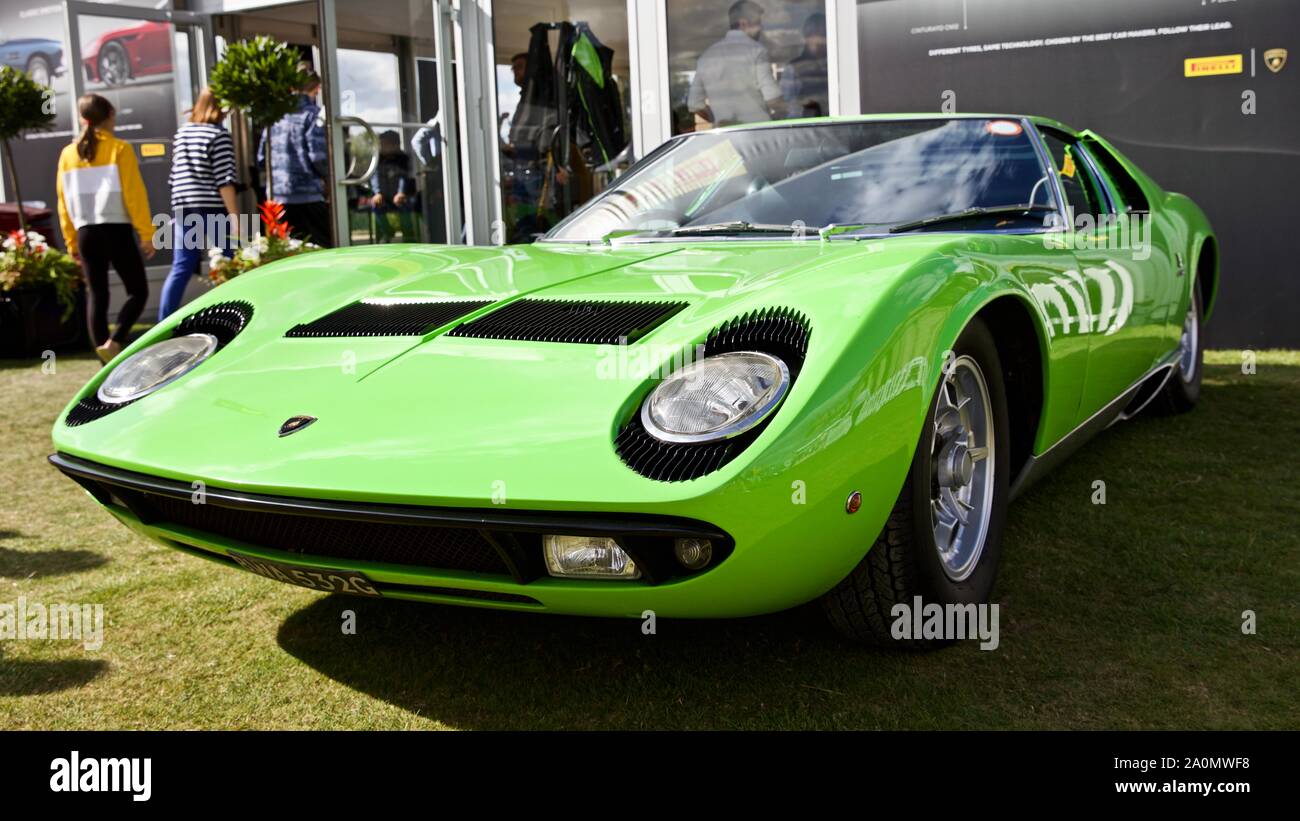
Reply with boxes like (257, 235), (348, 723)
(1154, 287), (1202, 414)
(820, 318), (1010, 646)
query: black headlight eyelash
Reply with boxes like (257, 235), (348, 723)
(172, 301), (254, 349)
(64, 301), (254, 427)
(614, 308), (811, 482)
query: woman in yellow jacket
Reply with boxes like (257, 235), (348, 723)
(57, 94), (156, 362)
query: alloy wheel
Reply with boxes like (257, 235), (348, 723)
(1177, 296), (1199, 383)
(930, 355), (996, 582)
(100, 46), (128, 86)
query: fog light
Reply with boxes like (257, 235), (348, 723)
(543, 535), (640, 579)
(673, 537), (713, 570)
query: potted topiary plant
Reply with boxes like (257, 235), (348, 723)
(0, 65), (56, 234)
(208, 37), (309, 202)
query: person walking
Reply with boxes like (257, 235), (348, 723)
(56, 94), (155, 363)
(257, 63), (332, 247)
(159, 88), (238, 321)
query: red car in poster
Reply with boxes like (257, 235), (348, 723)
(82, 21), (171, 86)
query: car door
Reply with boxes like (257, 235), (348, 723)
(1037, 127), (1165, 421)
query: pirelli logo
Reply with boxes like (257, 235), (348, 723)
(1184, 54), (1243, 77)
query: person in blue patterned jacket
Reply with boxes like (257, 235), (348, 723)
(257, 64), (332, 247)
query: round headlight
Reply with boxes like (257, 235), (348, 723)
(641, 350), (790, 444)
(97, 333), (218, 404)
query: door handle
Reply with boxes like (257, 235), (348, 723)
(336, 116), (380, 185)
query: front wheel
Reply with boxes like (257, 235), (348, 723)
(820, 318), (1010, 646)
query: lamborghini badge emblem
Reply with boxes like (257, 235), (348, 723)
(278, 415), (317, 437)
(1265, 48), (1287, 73)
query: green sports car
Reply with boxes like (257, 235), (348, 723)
(51, 114), (1217, 644)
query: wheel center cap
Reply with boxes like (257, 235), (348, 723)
(938, 440), (974, 488)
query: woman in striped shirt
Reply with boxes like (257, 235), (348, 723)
(160, 88), (239, 320)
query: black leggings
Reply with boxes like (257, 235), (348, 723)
(78, 224), (149, 346)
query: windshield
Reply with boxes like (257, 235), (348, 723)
(545, 118), (1058, 241)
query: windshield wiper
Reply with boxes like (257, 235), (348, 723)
(600, 229), (649, 244)
(888, 204), (1055, 234)
(668, 220), (810, 236)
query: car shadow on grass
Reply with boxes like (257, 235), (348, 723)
(275, 595), (886, 729)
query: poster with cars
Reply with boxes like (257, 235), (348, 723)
(0, 1), (182, 262)
(856, 0), (1298, 346)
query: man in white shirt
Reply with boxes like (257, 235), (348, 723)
(687, 1), (786, 128)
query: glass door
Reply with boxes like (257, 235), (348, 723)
(320, 0), (458, 246)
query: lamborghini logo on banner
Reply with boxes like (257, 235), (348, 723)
(1264, 48), (1287, 73)
(1184, 54), (1243, 77)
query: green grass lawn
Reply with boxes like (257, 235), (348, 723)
(1, 350), (1296, 730)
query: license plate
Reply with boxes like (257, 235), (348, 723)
(228, 551), (381, 597)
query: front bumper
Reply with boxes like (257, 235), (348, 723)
(51, 452), (802, 618)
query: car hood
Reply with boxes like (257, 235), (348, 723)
(55, 237), (962, 506)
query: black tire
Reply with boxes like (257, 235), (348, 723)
(98, 41), (130, 87)
(25, 54), (51, 86)
(1154, 286), (1202, 414)
(820, 317), (1011, 646)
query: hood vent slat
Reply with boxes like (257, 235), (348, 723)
(285, 300), (493, 338)
(447, 299), (687, 345)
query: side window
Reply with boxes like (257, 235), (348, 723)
(1040, 130), (1111, 224)
(1081, 137), (1151, 212)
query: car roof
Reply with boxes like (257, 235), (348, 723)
(712, 113), (1079, 138)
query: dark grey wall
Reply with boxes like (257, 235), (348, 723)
(858, 0), (1299, 348)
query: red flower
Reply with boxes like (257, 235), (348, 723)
(259, 201), (292, 240)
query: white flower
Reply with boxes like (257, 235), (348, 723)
(27, 231), (45, 244)
(254, 235), (270, 253)
(240, 245), (261, 264)
(287, 238), (303, 250)
(1, 238), (15, 251)
(207, 247), (225, 266)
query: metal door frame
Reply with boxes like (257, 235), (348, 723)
(63, 1), (216, 120)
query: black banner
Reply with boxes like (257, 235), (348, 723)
(0, 730), (1287, 806)
(857, 0), (1299, 347)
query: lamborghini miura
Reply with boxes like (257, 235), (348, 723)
(51, 115), (1216, 644)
